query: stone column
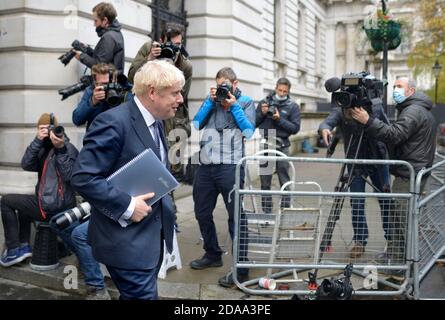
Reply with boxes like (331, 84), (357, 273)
(345, 22), (357, 73)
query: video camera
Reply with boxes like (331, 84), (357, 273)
(316, 263), (354, 300)
(325, 72), (384, 112)
(51, 202), (91, 230)
(48, 113), (64, 138)
(215, 83), (233, 103)
(59, 40), (94, 66)
(58, 75), (92, 101)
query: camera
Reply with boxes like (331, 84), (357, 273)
(59, 40), (94, 66)
(266, 95), (280, 117)
(316, 263), (354, 300)
(215, 83), (233, 103)
(100, 72), (129, 107)
(58, 75), (92, 101)
(52, 202), (91, 230)
(158, 41), (181, 60)
(326, 72), (383, 111)
(48, 113), (65, 138)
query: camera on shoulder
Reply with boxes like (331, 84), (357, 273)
(325, 71), (384, 113)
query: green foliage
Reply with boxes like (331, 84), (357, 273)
(408, 0), (445, 103)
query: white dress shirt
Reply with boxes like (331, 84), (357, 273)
(118, 96), (166, 227)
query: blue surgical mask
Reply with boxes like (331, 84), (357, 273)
(274, 94), (287, 102)
(393, 87), (407, 104)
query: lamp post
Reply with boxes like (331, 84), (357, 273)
(432, 60), (442, 105)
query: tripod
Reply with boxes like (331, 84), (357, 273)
(308, 125), (389, 285)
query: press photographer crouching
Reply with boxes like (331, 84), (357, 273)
(319, 72), (392, 259)
(72, 63), (132, 130)
(0, 113), (78, 267)
(256, 77), (301, 213)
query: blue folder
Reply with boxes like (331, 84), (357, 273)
(106, 149), (179, 205)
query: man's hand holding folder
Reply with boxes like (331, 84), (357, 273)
(131, 192), (155, 223)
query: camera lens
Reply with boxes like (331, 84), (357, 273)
(106, 89), (121, 106)
(54, 202), (91, 230)
(58, 50), (76, 66)
(53, 126), (64, 138)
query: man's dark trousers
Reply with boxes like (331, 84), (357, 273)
(193, 164), (248, 275)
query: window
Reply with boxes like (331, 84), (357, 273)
(298, 7), (306, 68)
(150, 0), (187, 43)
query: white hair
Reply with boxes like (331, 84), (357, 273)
(132, 60), (185, 96)
(397, 76), (417, 89)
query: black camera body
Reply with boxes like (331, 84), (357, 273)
(316, 263), (354, 300)
(266, 95), (280, 117)
(58, 75), (92, 101)
(158, 41), (181, 60)
(100, 72), (129, 107)
(59, 40), (94, 66)
(215, 83), (233, 103)
(330, 72), (383, 112)
(48, 113), (64, 138)
(52, 202), (91, 230)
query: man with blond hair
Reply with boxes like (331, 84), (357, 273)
(71, 60), (185, 300)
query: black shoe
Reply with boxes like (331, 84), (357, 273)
(218, 271), (249, 288)
(190, 256), (223, 270)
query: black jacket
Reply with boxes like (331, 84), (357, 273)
(80, 20), (125, 73)
(365, 92), (437, 178)
(256, 95), (301, 146)
(21, 137), (79, 215)
(319, 101), (389, 161)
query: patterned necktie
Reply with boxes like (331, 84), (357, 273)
(152, 120), (165, 163)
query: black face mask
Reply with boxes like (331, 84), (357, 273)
(96, 26), (106, 37)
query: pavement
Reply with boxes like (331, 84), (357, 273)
(0, 146), (444, 300)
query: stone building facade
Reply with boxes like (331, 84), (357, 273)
(0, 0), (417, 193)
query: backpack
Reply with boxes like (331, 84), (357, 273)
(37, 149), (76, 219)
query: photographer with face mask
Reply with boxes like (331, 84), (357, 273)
(0, 113), (78, 267)
(256, 78), (301, 213)
(72, 63), (133, 130)
(73, 2), (125, 74)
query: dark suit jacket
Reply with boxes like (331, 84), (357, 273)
(71, 97), (175, 270)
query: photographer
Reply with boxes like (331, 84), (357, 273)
(0, 113), (78, 267)
(319, 95), (391, 259)
(128, 22), (192, 133)
(351, 77), (437, 266)
(256, 78), (301, 213)
(74, 2), (124, 74)
(190, 67), (255, 288)
(72, 63), (132, 130)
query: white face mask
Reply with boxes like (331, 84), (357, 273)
(274, 94), (287, 101)
(393, 87), (407, 104)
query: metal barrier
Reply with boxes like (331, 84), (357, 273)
(232, 155), (416, 298)
(413, 153), (445, 299)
